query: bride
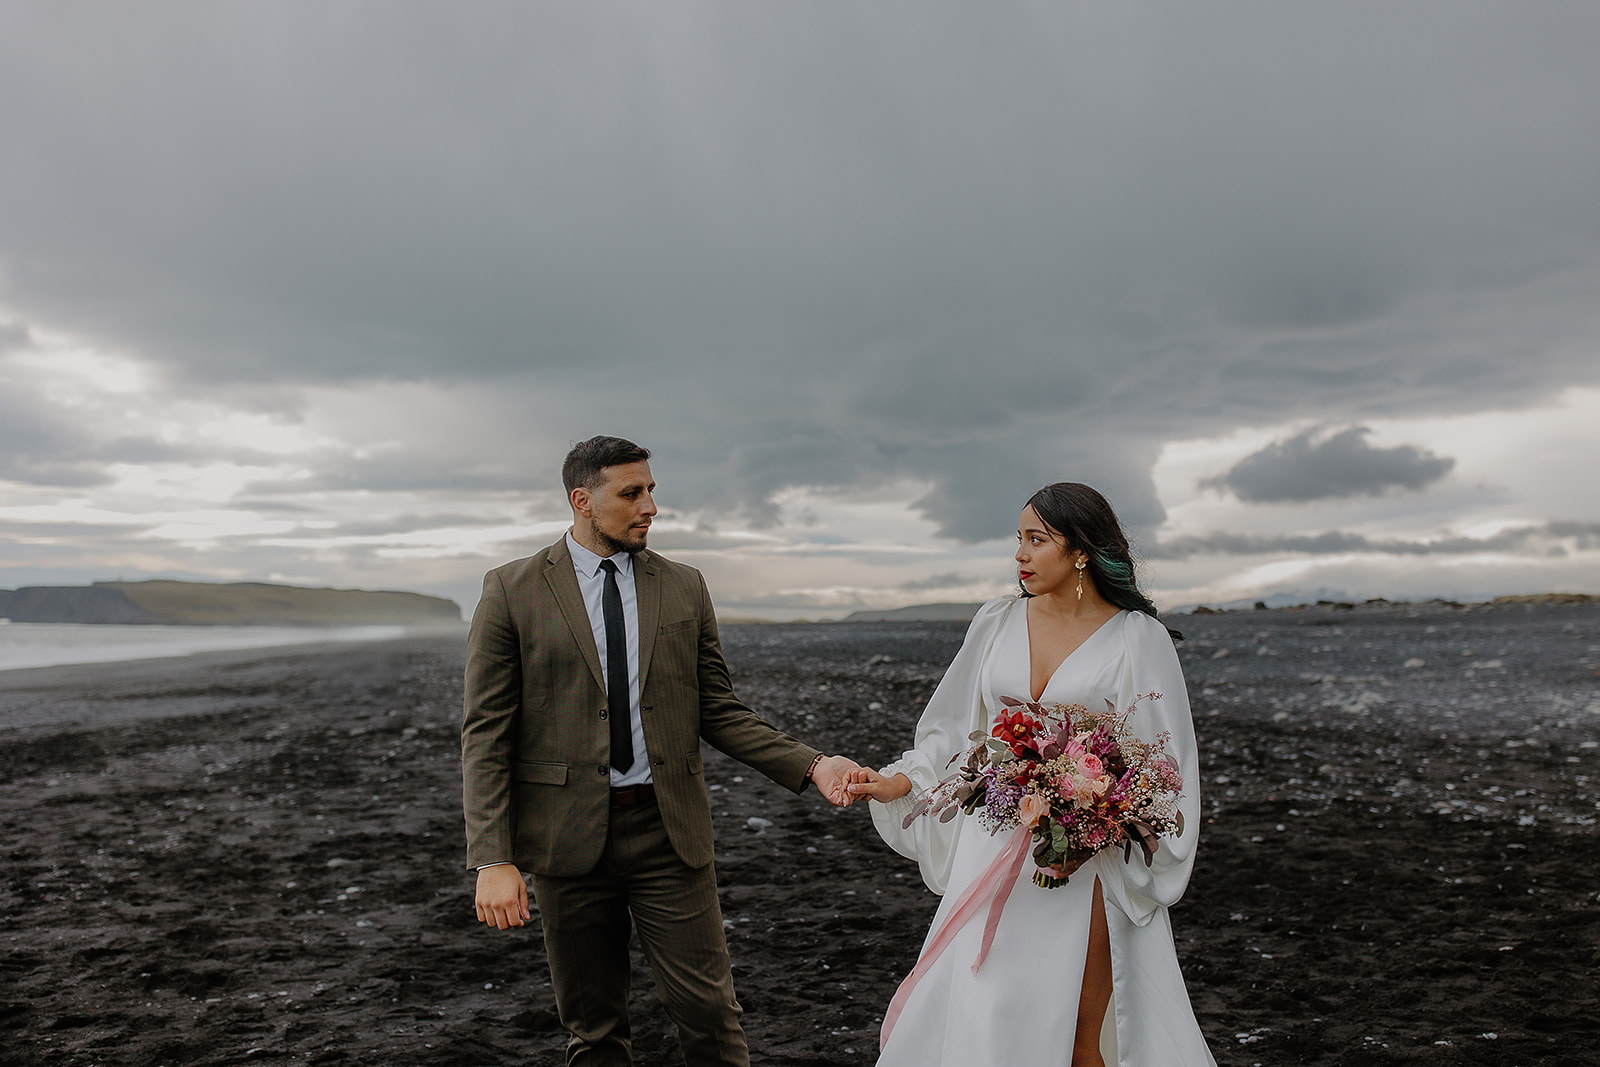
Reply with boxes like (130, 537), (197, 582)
(846, 483), (1217, 1066)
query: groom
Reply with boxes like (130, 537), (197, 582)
(462, 435), (858, 1066)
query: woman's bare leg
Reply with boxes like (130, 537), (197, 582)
(1072, 876), (1112, 1067)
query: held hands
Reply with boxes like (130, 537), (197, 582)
(809, 754), (863, 806)
(474, 864), (531, 930)
(844, 766), (913, 803)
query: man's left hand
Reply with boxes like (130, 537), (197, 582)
(810, 754), (862, 806)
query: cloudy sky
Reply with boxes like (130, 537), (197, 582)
(2, 3), (1598, 619)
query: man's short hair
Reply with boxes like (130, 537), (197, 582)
(562, 435), (652, 494)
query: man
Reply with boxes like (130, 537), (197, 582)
(462, 435), (859, 1066)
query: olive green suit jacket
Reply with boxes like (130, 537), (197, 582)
(461, 538), (820, 876)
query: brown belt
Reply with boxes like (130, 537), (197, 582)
(610, 783), (656, 808)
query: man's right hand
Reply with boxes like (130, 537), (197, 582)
(844, 767), (913, 802)
(475, 864), (531, 930)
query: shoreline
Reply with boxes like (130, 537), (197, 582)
(0, 630), (467, 736)
(0, 621), (469, 679)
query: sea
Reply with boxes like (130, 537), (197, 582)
(0, 621), (412, 672)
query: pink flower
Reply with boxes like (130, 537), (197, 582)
(1017, 791), (1051, 830)
(1060, 770), (1109, 809)
(1078, 752), (1104, 779)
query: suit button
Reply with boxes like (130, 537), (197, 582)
(599, 709), (607, 719)
(598, 764), (608, 776)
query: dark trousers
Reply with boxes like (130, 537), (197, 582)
(530, 800), (748, 1067)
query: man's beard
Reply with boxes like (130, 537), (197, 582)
(595, 525), (647, 556)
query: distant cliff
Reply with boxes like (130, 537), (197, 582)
(840, 601), (984, 622)
(0, 580), (461, 626)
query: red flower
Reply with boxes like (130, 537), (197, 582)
(992, 708), (1042, 758)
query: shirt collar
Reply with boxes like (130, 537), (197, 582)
(566, 530), (634, 580)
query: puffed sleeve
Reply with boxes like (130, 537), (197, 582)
(868, 596), (1016, 894)
(1092, 611), (1204, 927)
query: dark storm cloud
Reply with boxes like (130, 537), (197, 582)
(243, 455), (534, 496)
(1201, 426), (1455, 503)
(0, 458), (110, 490)
(0, 519), (144, 542)
(312, 514), (498, 538)
(3, 4), (1600, 537)
(0, 392), (76, 451)
(225, 499), (319, 515)
(901, 435), (1170, 543)
(0, 384), (289, 488)
(1147, 522), (1600, 560)
(95, 437), (288, 467)
(0, 321), (31, 352)
(645, 528), (771, 553)
(0, 392), (111, 487)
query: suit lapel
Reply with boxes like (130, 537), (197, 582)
(543, 540), (607, 693)
(634, 550), (661, 694)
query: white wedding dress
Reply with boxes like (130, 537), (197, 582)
(869, 596), (1217, 1066)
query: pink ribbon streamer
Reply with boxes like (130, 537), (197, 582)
(879, 826), (1033, 1051)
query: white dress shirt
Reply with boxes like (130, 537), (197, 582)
(565, 531), (652, 787)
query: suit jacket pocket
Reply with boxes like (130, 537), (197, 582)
(686, 751), (703, 776)
(514, 760), (569, 785)
(658, 618), (697, 636)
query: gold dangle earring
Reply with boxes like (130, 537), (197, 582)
(1075, 557), (1086, 601)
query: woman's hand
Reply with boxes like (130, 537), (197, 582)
(1128, 820), (1162, 866)
(844, 767), (913, 802)
(1038, 855), (1088, 883)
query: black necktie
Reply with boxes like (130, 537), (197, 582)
(598, 559), (634, 774)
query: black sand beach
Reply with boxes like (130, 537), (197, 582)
(2, 599), (1598, 1066)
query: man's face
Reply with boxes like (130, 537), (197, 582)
(579, 461), (657, 555)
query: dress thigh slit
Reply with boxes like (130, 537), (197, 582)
(1075, 875), (1117, 1065)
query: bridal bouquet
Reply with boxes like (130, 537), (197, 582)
(903, 693), (1185, 887)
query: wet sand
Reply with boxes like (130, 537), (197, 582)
(2, 600), (1597, 1065)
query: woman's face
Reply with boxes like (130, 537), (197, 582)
(1016, 505), (1076, 597)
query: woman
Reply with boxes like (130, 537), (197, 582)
(847, 483), (1216, 1066)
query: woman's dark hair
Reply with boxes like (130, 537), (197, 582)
(1021, 482), (1182, 641)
